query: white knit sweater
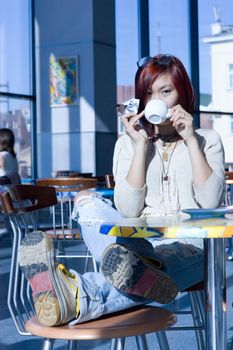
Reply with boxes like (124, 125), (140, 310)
(113, 129), (225, 218)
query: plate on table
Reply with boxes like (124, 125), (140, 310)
(182, 206), (233, 219)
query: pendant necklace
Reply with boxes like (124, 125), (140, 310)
(158, 140), (173, 162)
(156, 141), (178, 181)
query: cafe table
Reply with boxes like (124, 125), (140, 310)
(99, 213), (233, 350)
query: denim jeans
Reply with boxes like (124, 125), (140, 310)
(70, 193), (204, 324)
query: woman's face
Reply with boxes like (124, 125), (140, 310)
(146, 72), (179, 109)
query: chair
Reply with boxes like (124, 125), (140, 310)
(0, 184), (176, 350)
(35, 177), (97, 236)
(35, 177), (97, 238)
(35, 177), (98, 271)
(105, 174), (115, 189)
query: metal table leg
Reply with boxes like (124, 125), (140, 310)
(205, 238), (227, 350)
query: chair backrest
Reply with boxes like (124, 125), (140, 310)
(225, 171), (233, 183)
(0, 176), (11, 186)
(0, 184), (57, 214)
(105, 174), (115, 189)
(225, 171), (233, 205)
(0, 184), (58, 335)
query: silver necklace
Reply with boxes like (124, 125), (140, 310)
(156, 141), (178, 181)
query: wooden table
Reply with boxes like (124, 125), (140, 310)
(100, 214), (233, 350)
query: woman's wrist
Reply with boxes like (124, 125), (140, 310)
(185, 133), (198, 148)
(134, 142), (148, 154)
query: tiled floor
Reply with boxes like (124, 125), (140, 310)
(1, 232), (233, 350)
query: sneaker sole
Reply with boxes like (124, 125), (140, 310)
(101, 244), (178, 304)
(19, 231), (62, 326)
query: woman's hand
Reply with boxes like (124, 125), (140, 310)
(170, 105), (195, 142)
(121, 111), (149, 145)
(170, 104), (212, 187)
(121, 111), (149, 189)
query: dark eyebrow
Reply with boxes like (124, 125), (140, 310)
(159, 84), (173, 91)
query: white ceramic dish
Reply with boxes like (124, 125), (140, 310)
(182, 206), (233, 219)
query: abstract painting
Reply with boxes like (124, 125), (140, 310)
(50, 55), (78, 106)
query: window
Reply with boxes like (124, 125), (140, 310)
(115, 0), (139, 104)
(0, 0), (34, 180)
(149, 0), (190, 74)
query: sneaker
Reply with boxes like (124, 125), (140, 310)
(19, 231), (79, 326)
(100, 243), (178, 304)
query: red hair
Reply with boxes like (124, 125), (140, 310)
(135, 54), (195, 128)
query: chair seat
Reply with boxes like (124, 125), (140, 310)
(25, 305), (176, 340)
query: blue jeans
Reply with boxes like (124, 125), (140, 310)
(70, 193), (204, 324)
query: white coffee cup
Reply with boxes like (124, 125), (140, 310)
(144, 99), (172, 124)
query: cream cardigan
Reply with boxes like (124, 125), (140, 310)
(113, 129), (225, 218)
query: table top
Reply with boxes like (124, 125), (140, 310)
(100, 214), (233, 239)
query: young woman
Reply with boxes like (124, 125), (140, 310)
(0, 128), (20, 184)
(19, 54), (225, 327)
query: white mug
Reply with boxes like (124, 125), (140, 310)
(144, 99), (172, 124)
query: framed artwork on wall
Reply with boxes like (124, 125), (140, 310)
(50, 55), (78, 106)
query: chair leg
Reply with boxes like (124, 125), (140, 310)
(56, 240), (67, 265)
(67, 340), (77, 350)
(83, 246), (90, 272)
(42, 338), (54, 350)
(135, 335), (149, 350)
(226, 238), (233, 260)
(156, 331), (170, 350)
(189, 291), (205, 350)
(196, 290), (205, 320)
(116, 338), (125, 350)
(110, 338), (117, 350)
(92, 255), (98, 272)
